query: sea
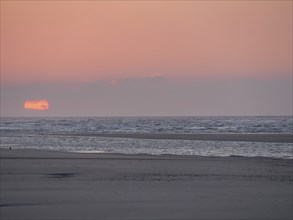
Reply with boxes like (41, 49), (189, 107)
(0, 116), (292, 159)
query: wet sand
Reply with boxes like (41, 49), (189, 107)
(1, 148), (292, 220)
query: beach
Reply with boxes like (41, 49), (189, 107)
(1, 148), (292, 220)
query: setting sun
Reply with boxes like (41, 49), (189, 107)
(24, 100), (49, 111)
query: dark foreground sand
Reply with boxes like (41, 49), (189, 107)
(1, 149), (292, 220)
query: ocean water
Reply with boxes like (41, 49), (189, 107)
(0, 116), (292, 159)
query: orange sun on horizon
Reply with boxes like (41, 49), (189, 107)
(24, 100), (49, 111)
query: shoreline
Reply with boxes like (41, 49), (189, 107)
(1, 147), (292, 161)
(50, 132), (293, 143)
(1, 148), (292, 219)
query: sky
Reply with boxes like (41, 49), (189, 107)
(1, 1), (292, 117)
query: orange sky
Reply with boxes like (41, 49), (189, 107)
(1, 1), (292, 83)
